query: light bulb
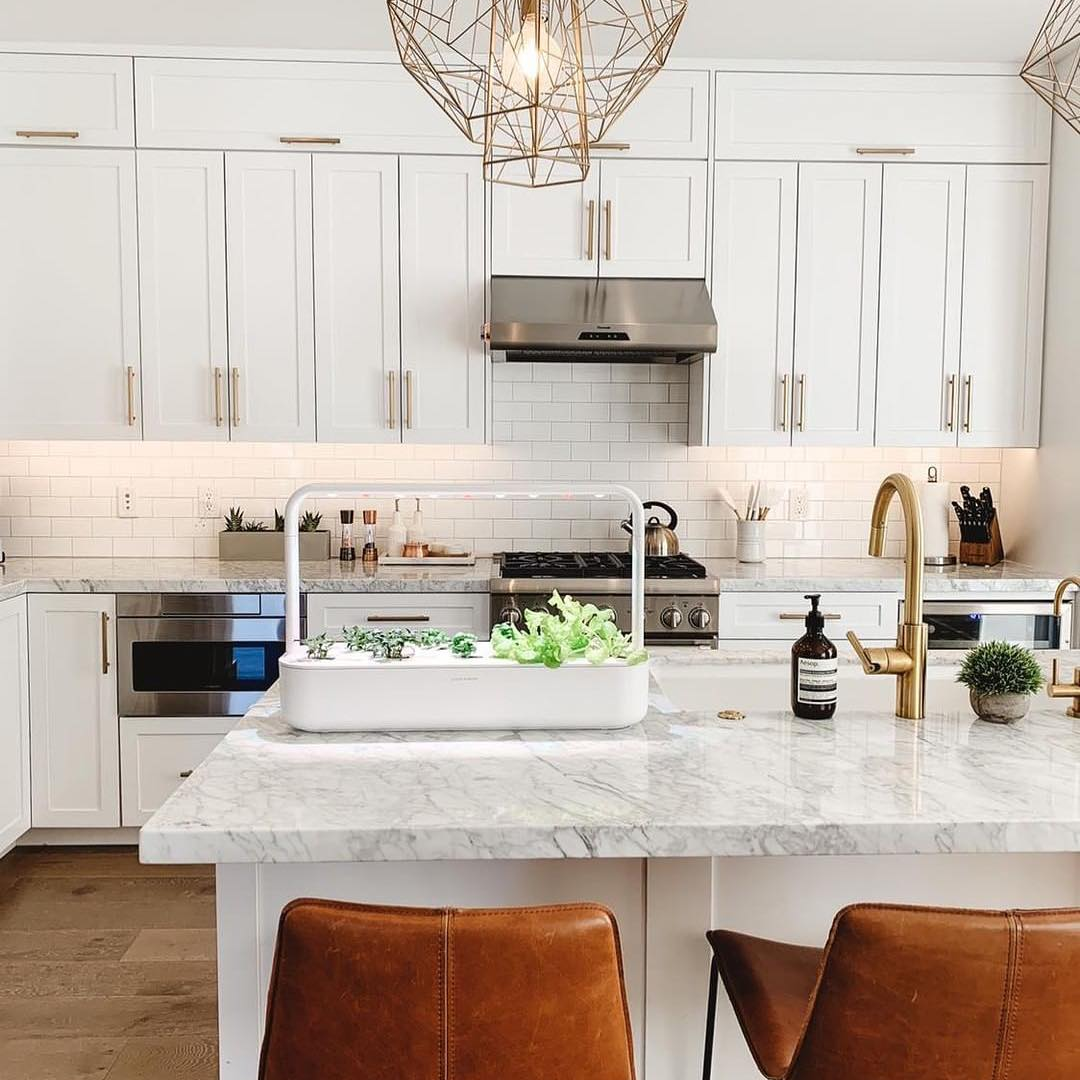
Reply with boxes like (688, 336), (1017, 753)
(500, 9), (564, 96)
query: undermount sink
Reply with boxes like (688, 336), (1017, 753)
(653, 662), (969, 716)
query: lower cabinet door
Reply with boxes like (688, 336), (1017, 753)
(120, 718), (233, 827)
(307, 593), (490, 639)
(717, 592), (899, 643)
(29, 595), (120, 828)
(0, 596), (31, 854)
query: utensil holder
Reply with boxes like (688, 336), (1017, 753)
(736, 520), (766, 564)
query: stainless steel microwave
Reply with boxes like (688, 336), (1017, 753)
(901, 599), (1073, 652)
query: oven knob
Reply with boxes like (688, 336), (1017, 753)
(688, 607), (712, 631)
(498, 606), (522, 627)
(660, 607), (683, 630)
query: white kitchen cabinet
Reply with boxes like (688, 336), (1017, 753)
(490, 173), (602, 277)
(307, 594), (490, 639)
(225, 152), (316, 442)
(600, 159), (708, 278)
(120, 717), (232, 827)
(958, 166), (1049, 449)
(313, 155), (401, 443)
(0, 149), (141, 440)
(717, 592), (899, 644)
(139, 150), (230, 440)
(709, 162), (798, 446)
(0, 53), (134, 147)
(400, 156), (487, 444)
(875, 165), (967, 448)
(0, 596), (31, 855)
(792, 163), (882, 447)
(600, 69), (710, 159)
(28, 595), (119, 829)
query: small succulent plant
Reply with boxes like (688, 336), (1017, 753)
(243, 519), (269, 532)
(451, 633), (478, 659)
(957, 641), (1044, 697)
(274, 510), (323, 533)
(224, 506), (246, 532)
(302, 633), (334, 661)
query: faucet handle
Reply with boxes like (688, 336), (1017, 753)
(847, 631), (882, 674)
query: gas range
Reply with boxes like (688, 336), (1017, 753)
(490, 551), (720, 647)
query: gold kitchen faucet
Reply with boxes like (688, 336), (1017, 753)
(1048, 577), (1080, 718)
(846, 474), (929, 721)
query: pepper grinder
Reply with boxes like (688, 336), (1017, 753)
(339, 509), (356, 562)
(362, 509), (378, 566)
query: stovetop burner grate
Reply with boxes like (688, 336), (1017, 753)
(499, 551), (708, 580)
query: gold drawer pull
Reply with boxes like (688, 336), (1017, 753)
(604, 199), (613, 261)
(963, 375), (974, 433)
(778, 612), (842, 621)
(586, 199), (596, 262)
(945, 373), (957, 432)
(388, 371), (398, 430)
(405, 370), (414, 430)
(855, 147), (916, 156)
(279, 136), (341, 145)
(101, 612), (110, 675)
(178, 770), (194, 779)
(126, 367), (138, 427)
(16, 129), (79, 139)
(214, 367), (224, 428)
(232, 368), (241, 427)
(366, 614), (432, 623)
(591, 142), (631, 151)
(779, 374), (790, 433)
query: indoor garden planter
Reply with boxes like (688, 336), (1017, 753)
(957, 641), (1044, 724)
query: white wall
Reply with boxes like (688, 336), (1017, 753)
(0, 0), (1050, 62)
(1002, 116), (1080, 574)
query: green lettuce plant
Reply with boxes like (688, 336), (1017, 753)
(957, 641), (1043, 696)
(490, 590), (648, 670)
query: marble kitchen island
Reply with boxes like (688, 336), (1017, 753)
(141, 657), (1080, 1080)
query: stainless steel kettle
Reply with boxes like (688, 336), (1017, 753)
(622, 501), (680, 556)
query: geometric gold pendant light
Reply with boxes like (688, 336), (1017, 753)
(1021, 0), (1080, 134)
(386, 0), (688, 187)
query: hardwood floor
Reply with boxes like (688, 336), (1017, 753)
(0, 847), (218, 1080)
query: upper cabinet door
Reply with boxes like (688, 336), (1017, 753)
(313, 155), (401, 443)
(0, 148), (141, 440)
(225, 152), (316, 442)
(959, 166), (1049, 449)
(875, 165), (967, 448)
(0, 596), (30, 855)
(139, 151), (229, 440)
(709, 162), (797, 447)
(490, 173), (601, 277)
(599, 159), (708, 278)
(793, 163), (882, 447)
(599, 70), (710, 159)
(0, 54), (134, 146)
(400, 156), (486, 445)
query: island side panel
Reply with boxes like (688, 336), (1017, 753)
(214, 858), (648, 1080)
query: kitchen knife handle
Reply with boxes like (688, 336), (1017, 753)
(586, 200), (596, 262)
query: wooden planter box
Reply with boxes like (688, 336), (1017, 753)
(218, 531), (330, 562)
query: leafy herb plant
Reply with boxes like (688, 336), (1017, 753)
(451, 633), (478, 659)
(957, 641), (1044, 696)
(491, 590), (648, 669)
(303, 633), (334, 661)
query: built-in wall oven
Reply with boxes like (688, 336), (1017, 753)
(117, 594), (303, 717)
(905, 599), (1074, 652)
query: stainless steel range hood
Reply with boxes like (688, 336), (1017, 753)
(489, 277), (718, 364)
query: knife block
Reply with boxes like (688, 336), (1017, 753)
(959, 515), (1004, 567)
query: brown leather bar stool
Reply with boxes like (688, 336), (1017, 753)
(703, 903), (1080, 1080)
(260, 898), (637, 1080)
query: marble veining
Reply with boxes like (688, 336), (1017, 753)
(141, 654), (1080, 866)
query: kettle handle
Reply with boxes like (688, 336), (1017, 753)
(643, 500), (678, 533)
(621, 518), (634, 537)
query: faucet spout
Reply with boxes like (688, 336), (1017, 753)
(847, 473), (929, 720)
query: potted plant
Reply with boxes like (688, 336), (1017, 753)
(218, 506), (331, 561)
(957, 641), (1044, 724)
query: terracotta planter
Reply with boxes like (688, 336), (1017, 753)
(969, 690), (1031, 725)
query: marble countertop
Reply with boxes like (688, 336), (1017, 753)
(0, 556), (1067, 604)
(140, 651), (1080, 866)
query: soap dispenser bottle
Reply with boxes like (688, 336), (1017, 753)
(791, 594), (838, 720)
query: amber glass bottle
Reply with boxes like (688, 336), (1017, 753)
(791, 594), (838, 720)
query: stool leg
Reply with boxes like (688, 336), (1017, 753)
(702, 956), (719, 1080)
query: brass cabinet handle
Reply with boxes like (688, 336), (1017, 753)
(779, 374), (790, 432)
(214, 367), (224, 427)
(963, 375), (973, 433)
(945, 373), (957, 432)
(797, 374), (807, 432)
(603, 200), (613, 261)
(178, 769), (194, 779)
(126, 366), (138, 426)
(591, 142), (631, 151)
(405, 370), (414, 430)
(16, 129), (79, 139)
(855, 147), (916, 156)
(586, 199), (596, 261)
(231, 368), (241, 426)
(366, 614), (431, 623)
(101, 612), (110, 675)
(779, 612), (842, 621)
(279, 136), (341, 145)
(388, 370), (397, 430)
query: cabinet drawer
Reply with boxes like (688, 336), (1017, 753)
(718, 592), (899, 642)
(136, 58), (476, 153)
(601, 69), (710, 158)
(307, 593), (489, 638)
(714, 73), (1051, 164)
(120, 718), (231, 827)
(0, 54), (134, 147)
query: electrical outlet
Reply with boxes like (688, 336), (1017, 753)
(117, 484), (137, 519)
(198, 486), (218, 519)
(193, 518), (211, 536)
(790, 486), (809, 522)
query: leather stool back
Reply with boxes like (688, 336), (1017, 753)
(260, 899), (636, 1080)
(705, 903), (1080, 1080)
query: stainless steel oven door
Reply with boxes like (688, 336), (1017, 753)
(910, 600), (1071, 652)
(118, 616), (289, 717)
